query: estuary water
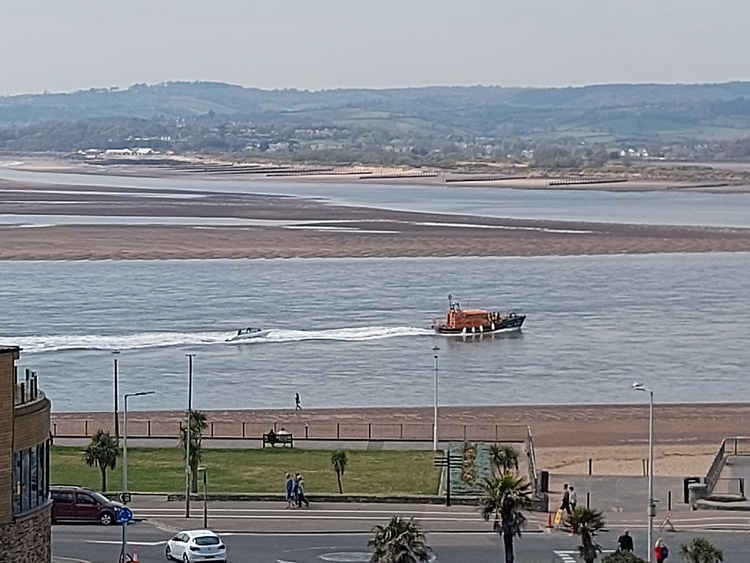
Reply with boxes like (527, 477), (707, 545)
(2, 167), (750, 227)
(2, 254), (749, 412)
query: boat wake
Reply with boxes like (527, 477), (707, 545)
(1, 326), (433, 353)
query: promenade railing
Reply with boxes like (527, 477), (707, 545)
(704, 436), (750, 496)
(50, 416), (532, 444)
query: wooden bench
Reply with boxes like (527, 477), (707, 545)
(262, 432), (293, 448)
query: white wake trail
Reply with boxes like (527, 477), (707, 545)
(1, 326), (433, 353)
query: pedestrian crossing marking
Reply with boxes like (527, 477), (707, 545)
(554, 549), (615, 562)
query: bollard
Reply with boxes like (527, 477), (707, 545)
(588, 458), (592, 475)
(337, 423), (340, 439)
(210, 422), (214, 438)
(242, 421), (246, 439)
(84, 419), (88, 436)
(368, 423), (372, 440)
(586, 492), (590, 509)
(147, 420), (151, 437)
(400, 423), (404, 439)
(305, 423), (309, 439)
(668, 490), (672, 511)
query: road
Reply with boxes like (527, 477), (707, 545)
(52, 500), (750, 563)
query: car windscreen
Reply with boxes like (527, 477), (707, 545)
(194, 536), (220, 545)
(91, 492), (110, 504)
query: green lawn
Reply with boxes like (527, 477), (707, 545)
(51, 446), (440, 495)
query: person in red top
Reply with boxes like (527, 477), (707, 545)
(654, 538), (669, 562)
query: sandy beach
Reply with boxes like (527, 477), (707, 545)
(2, 170), (750, 259)
(52, 403), (749, 476)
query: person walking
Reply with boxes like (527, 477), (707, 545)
(617, 530), (634, 552)
(654, 538), (669, 563)
(285, 473), (294, 509)
(561, 483), (571, 514)
(569, 485), (578, 511)
(291, 473), (300, 508)
(295, 393), (302, 410)
(296, 474), (310, 508)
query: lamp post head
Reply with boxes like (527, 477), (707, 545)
(125, 391), (156, 399)
(632, 381), (644, 391)
(432, 345), (440, 353)
(197, 466), (207, 472)
(112, 349), (120, 356)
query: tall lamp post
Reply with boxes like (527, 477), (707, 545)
(122, 390), (155, 561)
(432, 345), (440, 452)
(633, 382), (655, 562)
(198, 466), (208, 529)
(112, 350), (120, 441)
(185, 353), (196, 518)
(123, 391), (155, 493)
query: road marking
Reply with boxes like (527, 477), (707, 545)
(136, 513), (488, 522)
(138, 507), (485, 516)
(554, 550), (615, 562)
(84, 540), (167, 546)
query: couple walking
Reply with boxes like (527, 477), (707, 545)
(561, 483), (577, 514)
(285, 472), (310, 508)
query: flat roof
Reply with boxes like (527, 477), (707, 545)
(0, 346), (21, 353)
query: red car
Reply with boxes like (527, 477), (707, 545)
(50, 485), (125, 525)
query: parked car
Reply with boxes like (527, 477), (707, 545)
(50, 485), (125, 525)
(165, 529), (227, 562)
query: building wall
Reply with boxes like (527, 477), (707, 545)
(0, 348), (18, 524)
(14, 396), (51, 451)
(0, 503), (51, 563)
(0, 347), (51, 562)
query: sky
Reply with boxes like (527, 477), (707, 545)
(2, 0), (749, 95)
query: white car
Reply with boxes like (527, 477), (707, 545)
(165, 529), (227, 562)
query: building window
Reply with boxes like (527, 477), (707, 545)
(12, 440), (50, 516)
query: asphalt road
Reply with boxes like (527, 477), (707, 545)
(53, 519), (750, 563)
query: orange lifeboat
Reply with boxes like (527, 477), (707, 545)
(432, 295), (525, 335)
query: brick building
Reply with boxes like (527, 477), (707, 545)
(0, 346), (52, 562)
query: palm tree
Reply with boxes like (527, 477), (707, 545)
(479, 474), (532, 563)
(489, 444), (519, 475)
(368, 516), (432, 563)
(331, 450), (348, 494)
(178, 410), (208, 493)
(563, 507), (606, 563)
(680, 538), (723, 563)
(83, 430), (119, 492)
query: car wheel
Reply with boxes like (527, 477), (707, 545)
(99, 511), (114, 526)
(165, 545), (172, 560)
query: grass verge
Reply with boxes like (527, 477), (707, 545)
(51, 446), (440, 495)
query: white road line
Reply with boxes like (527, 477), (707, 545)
(84, 540), (167, 546)
(555, 549), (615, 562)
(137, 513), (486, 522)
(137, 508), (484, 516)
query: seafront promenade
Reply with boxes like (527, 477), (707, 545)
(51, 403), (750, 476)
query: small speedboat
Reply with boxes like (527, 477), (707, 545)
(226, 327), (270, 342)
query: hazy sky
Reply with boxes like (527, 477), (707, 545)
(3, 0), (749, 95)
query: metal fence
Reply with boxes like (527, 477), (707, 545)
(704, 436), (750, 496)
(50, 417), (532, 444)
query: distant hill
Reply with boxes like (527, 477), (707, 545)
(4, 81), (750, 161)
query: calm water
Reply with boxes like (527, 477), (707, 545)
(2, 167), (750, 227)
(2, 254), (749, 412)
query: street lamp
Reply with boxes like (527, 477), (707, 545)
(185, 353), (196, 518)
(123, 391), (155, 493)
(432, 345), (440, 452)
(122, 390), (155, 562)
(198, 466), (208, 529)
(113, 350), (120, 440)
(633, 382), (655, 562)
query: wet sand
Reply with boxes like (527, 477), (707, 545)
(2, 176), (750, 259)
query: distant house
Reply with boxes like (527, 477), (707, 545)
(104, 148), (133, 156)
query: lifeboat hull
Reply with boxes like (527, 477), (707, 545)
(435, 314), (525, 335)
